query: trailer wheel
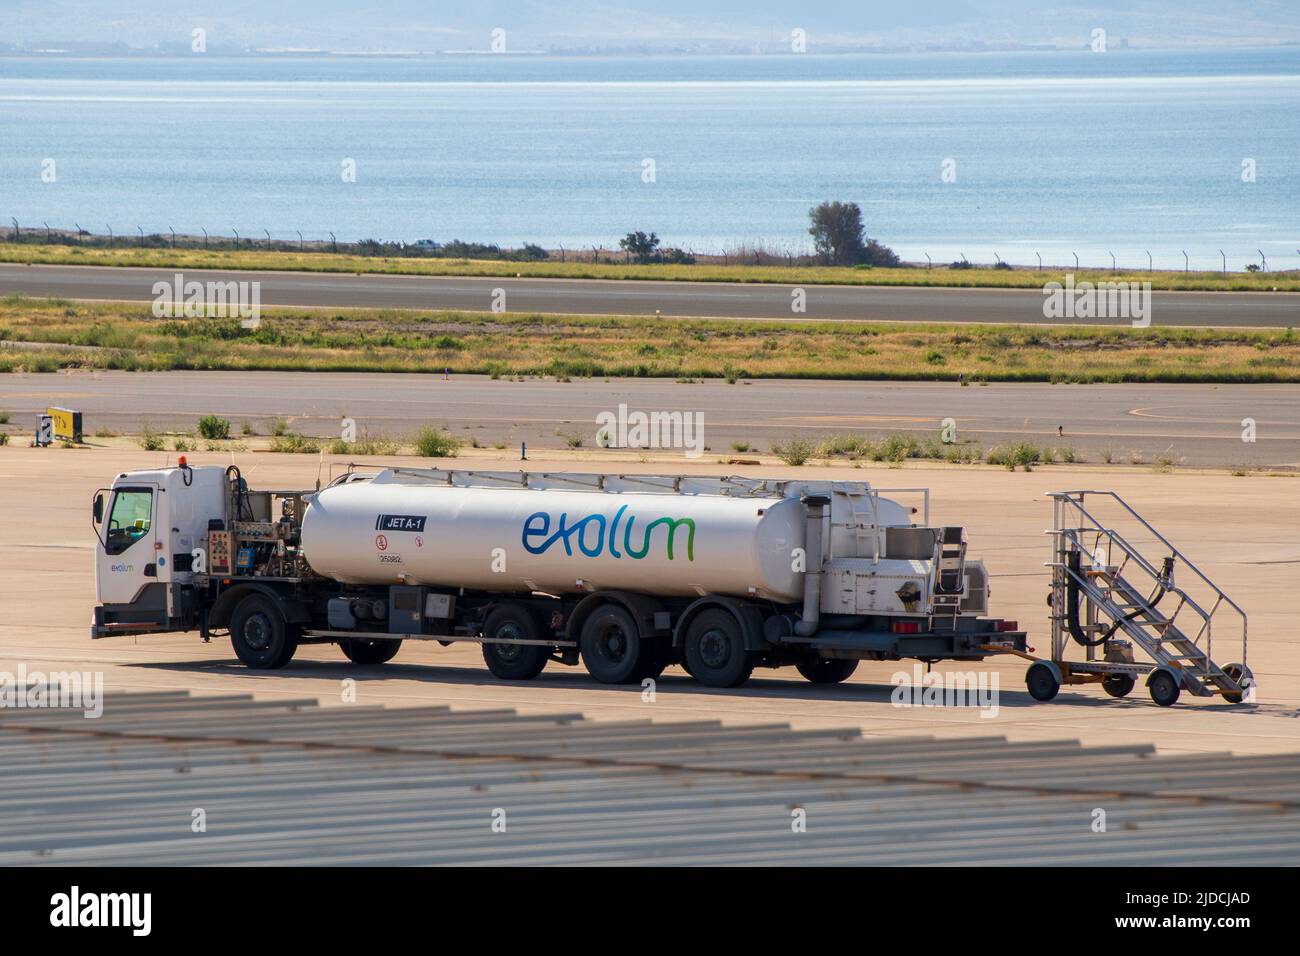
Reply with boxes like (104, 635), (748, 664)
(796, 658), (858, 684)
(481, 604), (550, 680)
(229, 595), (298, 670)
(1221, 662), (1254, 704)
(1102, 673), (1136, 698)
(1147, 669), (1181, 707)
(1025, 662), (1060, 701)
(580, 604), (653, 684)
(339, 638), (402, 666)
(684, 608), (754, 688)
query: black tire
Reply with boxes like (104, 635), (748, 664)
(230, 594), (298, 669)
(339, 638), (402, 665)
(1102, 673), (1136, 698)
(481, 603), (551, 680)
(580, 603), (653, 684)
(1025, 661), (1060, 701)
(796, 657), (859, 684)
(1221, 663), (1251, 704)
(683, 608), (754, 688)
(1148, 669), (1181, 707)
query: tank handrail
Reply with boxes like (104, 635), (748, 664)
(868, 487), (931, 526)
(1049, 490), (1247, 624)
(378, 466), (878, 499)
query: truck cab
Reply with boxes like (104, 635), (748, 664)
(91, 462), (226, 637)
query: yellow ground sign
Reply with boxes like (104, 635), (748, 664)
(47, 406), (82, 442)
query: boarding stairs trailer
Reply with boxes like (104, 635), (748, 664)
(1027, 490), (1253, 707)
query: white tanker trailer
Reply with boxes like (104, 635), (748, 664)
(91, 462), (1027, 687)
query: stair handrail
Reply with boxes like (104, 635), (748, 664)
(1050, 490), (1247, 665)
(1057, 527), (1213, 638)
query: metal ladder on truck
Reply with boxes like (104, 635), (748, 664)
(1027, 490), (1252, 707)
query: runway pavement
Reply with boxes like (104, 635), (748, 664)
(1, 371), (1296, 468)
(2, 262), (1298, 327)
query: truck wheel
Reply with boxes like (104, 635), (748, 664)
(1102, 673), (1136, 698)
(796, 657), (858, 684)
(684, 608), (754, 688)
(1025, 662), (1060, 701)
(482, 603), (550, 680)
(230, 595), (298, 670)
(1148, 669), (1181, 707)
(580, 604), (653, 684)
(339, 638), (402, 666)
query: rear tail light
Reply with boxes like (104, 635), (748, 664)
(996, 620), (1019, 632)
(892, 620), (922, 634)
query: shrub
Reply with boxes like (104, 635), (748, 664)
(772, 438), (815, 466)
(269, 417), (290, 437)
(269, 433), (320, 453)
(197, 415), (231, 440)
(413, 426), (461, 458)
(138, 424), (164, 451)
(0, 433), (9, 446)
(173, 437), (193, 452)
(986, 441), (1042, 471)
(0, 410), (9, 424)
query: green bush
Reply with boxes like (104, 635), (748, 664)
(413, 426), (461, 458)
(138, 424), (164, 451)
(986, 441), (1043, 471)
(772, 438), (815, 466)
(268, 433), (320, 453)
(197, 415), (231, 440)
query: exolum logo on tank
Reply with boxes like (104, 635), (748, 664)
(522, 507), (695, 561)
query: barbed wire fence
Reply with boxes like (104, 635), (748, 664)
(1, 218), (1294, 273)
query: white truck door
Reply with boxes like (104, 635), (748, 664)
(95, 482), (162, 606)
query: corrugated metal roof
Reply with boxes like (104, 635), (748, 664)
(2, 690), (1298, 865)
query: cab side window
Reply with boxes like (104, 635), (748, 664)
(106, 489), (152, 555)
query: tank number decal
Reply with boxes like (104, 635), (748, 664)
(522, 506), (695, 561)
(376, 514), (427, 533)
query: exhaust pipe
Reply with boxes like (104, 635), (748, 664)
(795, 494), (830, 637)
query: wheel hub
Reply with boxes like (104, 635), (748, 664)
(494, 624), (523, 660)
(600, 627), (627, 661)
(699, 628), (730, 669)
(244, 613), (272, 651)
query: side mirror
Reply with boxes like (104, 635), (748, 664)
(93, 492), (104, 524)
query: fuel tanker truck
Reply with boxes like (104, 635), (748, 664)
(91, 462), (1028, 687)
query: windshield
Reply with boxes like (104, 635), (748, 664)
(105, 488), (152, 555)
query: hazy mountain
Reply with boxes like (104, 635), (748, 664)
(3, 0), (1298, 53)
